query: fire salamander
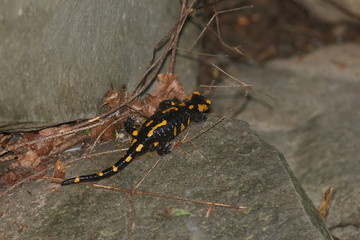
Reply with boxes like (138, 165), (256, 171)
(61, 91), (211, 186)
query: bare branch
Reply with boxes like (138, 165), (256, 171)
(90, 183), (247, 211)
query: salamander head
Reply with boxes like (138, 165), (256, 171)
(185, 91), (211, 112)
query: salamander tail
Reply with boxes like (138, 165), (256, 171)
(61, 154), (133, 186)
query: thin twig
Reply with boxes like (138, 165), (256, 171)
(133, 159), (161, 190)
(132, 0), (197, 94)
(210, 63), (276, 101)
(0, 121), (106, 156)
(87, 117), (126, 154)
(90, 183), (246, 211)
(200, 84), (246, 88)
(190, 5), (253, 53)
(0, 148), (129, 199)
(188, 141), (228, 189)
(211, 63), (252, 89)
(177, 47), (228, 57)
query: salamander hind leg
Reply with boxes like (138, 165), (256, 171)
(124, 116), (141, 137)
(191, 112), (207, 123)
(158, 98), (180, 111)
(155, 142), (172, 156)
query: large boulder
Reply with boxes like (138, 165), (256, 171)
(0, 0), (197, 123)
(0, 119), (332, 239)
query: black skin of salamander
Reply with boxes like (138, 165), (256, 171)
(61, 92), (211, 186)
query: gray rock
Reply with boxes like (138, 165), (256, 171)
(294, 0), (360, 23)
(0, 119), (332, 239)
(0, 0), (198, 123)
(211, 43), (360, 239)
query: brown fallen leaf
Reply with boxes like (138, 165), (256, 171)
(142, 73), (186, 116)
(53, 159), (66, 179)
(155, 73), (186, 101)
(11, 150), (40, 169)
(3, 171), (18, 185)
(206, 204), (217, 218)
(318, 187), (334, 221)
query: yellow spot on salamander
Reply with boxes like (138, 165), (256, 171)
(187, 117), (191, 126)
(171, 101), (176, 106)
(188, 105), (194, 109)
(112, 165), (118, 172)
(198, 104), (208, 112)
(179, 102), (186, 106)
(180, 123), (185, 131)
(125, 155), (132, 162)
(136, 144), (144, 152)
(132, 130), (139, 136)
(174, 127), (177, 136)
(162, 107), (178, 114)
(145, 120), (154, 127)
(131, 139), (137, 145)
(186, 94), (192, 100)
(153, 142), (159, 147)
(74, 177), (80, 183)
(193, 91), (201, 95)
(97, 172), (104, 176)
(206, 99), (211, 105)
(147, 120), (167, 137)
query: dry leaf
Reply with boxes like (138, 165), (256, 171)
(155, 73), (186, 100)
(142, 73), (186, 116)
(318, 187), (334, 221)
(206, 204), (217, 217)
(102, 90), (122, 109)
(3, 171), (17, 185)
(11, 150), (41, 168)
(89, 118), (116, 142)
(54, 159), (66, 179)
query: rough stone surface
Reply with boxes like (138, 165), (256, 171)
(0, 119), (332, 239)
(294, 0), (360, 23)
(212, 43), (360, 239)
(0, 0), (198, 123)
